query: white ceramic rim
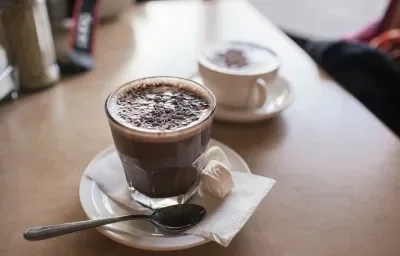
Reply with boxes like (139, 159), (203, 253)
(189, 73), (294, 123)
(216, 78), (294, 122)
(197, 40), (280, 77)
(79, 139), (250, 251)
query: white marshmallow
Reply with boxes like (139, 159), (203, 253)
(203, 146), (231, 169)
(200, 160), (234, 199)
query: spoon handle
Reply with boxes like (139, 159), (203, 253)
(24, 214), (149, 241)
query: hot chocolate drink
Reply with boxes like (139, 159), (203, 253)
(201, 41), (279, 75)
(105, 77), (215, 208)
(113, 84), (210, 131)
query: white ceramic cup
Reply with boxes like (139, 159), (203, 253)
(198, 41), (280, 109)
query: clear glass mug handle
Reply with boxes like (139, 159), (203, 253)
(247, 78), (268, 109)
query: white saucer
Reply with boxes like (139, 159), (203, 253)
(79, 139), (250, 251)
(190, 73), (294, 123)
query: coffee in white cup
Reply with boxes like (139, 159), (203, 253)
(198, 41), (280, 109)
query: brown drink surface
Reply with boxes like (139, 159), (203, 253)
(114, 84), (209, 130)
(107, 79), (214, 199)
(202, 41), (279, 74)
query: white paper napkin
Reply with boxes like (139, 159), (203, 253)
(84, 146), (275, 247)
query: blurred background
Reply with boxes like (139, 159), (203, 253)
(0, 0), (392, 102)
(250, 0), (388, 39)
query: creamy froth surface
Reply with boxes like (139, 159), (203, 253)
(110, 83), (210, 131)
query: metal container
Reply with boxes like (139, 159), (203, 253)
(0, 44), (18, 102)
(1, 0), (59, 91)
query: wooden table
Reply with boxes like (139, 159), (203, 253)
(1, 0), (400, 255)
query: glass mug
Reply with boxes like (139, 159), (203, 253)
(105, 76), (216, 209)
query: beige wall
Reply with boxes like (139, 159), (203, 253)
(249, 0), (389, 39)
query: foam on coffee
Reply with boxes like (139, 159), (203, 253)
(106, 77), (215, 142)
(113, 84), (209, 131)
(199, 41), (279, 75)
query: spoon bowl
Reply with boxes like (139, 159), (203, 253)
(150, 204), (206, 232)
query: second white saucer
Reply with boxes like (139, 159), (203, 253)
(190, 73), (294, 123)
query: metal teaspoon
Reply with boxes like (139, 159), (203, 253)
(24, 204), (206, 241)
